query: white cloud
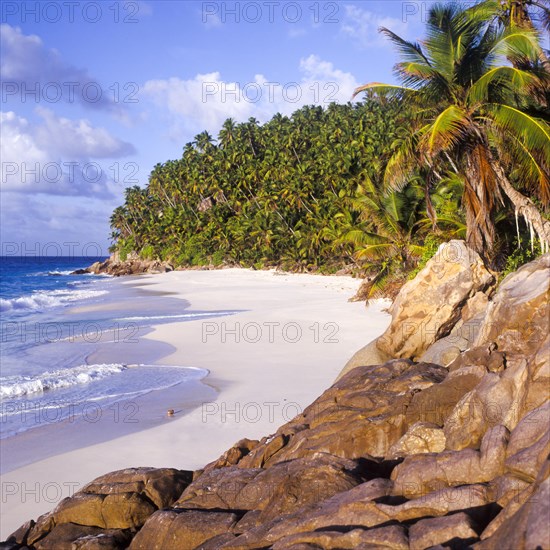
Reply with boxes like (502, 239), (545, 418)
(143, 72), (254, 135)
(0, 24), (123, 113)
(135, 1), (153, 17)
(298, 55), (359, 104)
(0, 111), (48, 166)
(341, 4), (408, 49)
(202, 12), (222, 28)
(288, 27), (307, 38)
(0, 192), (114, 256)
(142, 57), (360, 140)
(32, 107), (135, 158)
(0, 24), (49, 81)
(1, 109), (135, 196)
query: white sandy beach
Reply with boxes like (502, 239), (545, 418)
(0, 268), (390, 538)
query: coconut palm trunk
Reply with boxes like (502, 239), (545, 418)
(492, 161), (550, 251)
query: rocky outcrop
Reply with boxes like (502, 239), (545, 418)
(72, 253), (173, 277)
(376, 240), (495, 360)
(409, 512), (479, 549)
(5, 251), (549, 550)
(6, 468), (191, 549)
(341, 240), (495, 377)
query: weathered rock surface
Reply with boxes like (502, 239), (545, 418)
(224, 477), (394, 548)
(271, 525), (409, 550)
(390, 425), (509, 498)
(408, 512), (479, 549)
(32, 523), (132, 550)
(418, 332), (470, 366)
(175, 454), (363, 524)
(338, 339), (391, 380)
(129, 509), (239, 550)
(476, 460), (550, 549)
(7, 468), (191, 549)
(73, 253), (173, 277)
(235, 359), (448, 466)
(387, 421), (446, 458)
(376, 240), (495, 360)
(6, 251), (549, 550)
(474, 254), (549, 356)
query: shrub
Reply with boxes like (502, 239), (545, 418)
(501, 239), (542, 280)
(140, 245), (155, 261)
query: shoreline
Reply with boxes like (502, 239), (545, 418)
(0, 276), (223, 475)
(0, 268), (391, 538)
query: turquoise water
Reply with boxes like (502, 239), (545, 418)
(0, 257), (235, 443)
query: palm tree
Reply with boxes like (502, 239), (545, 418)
(353, 3), (550, 260)
(482, 0), (550, 33)
(110, 95), (420, 272)
(340, 179), (427, 299)
(193, 131), (215, 153)
(218, 118), (237, 148)
(474, 0), (550, 106)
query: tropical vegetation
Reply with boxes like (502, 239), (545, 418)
(110, 0), (549, 298)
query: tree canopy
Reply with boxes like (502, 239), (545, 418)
(353, 1), (550, 261)
(110, 0), (549, 295)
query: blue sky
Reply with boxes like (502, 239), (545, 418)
(1, 1), (430, 256)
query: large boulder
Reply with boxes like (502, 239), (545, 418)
(32, 524), (132, 550)
(376, 240), (494, 360)
(387, 421), (447, 458)
(442, 255), (550, 451)
(505, 401), (550, 482)
(418, 332), (470, 367)
(74, 255), (174, 277)
(405, 365), (486, 427)
(11, 468), (191, 548)
(223, 483), (492, 549)
(391, 425), (509, 498)
(175, 454), (363, 524)
(129, 510), (239, 550)
(474, 254), (549, 357)
(338, 340), (391, 380)
(408, 512), (479, 549)
(271, 525), (409, 550)
(81, 467), (190, 510)
(233, 478), (394, 546)
(235, 360), (447, 466)
(476, 460), (550, 549)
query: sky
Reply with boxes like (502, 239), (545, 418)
(1, 0), (433, 256)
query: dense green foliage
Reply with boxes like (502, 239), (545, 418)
(111, 101), (454, 276)
(354, 0), (550, 262)
(110, 0), (549, 296)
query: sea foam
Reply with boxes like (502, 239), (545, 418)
(0, 363), (128, 398)
(0, 288), (108, 312)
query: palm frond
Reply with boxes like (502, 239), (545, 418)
(394, 61), (443, 87)
(352, 83), (416, 100)
(422, 105), (471, 156)
(379, 27), (432, 66)
(356, 242), (395, 260)
(383, 131), (421, 193)
(384, 192), (404, 223)
(466, 0), (501, 24)
(424, 3), (471, 79)
(408, 244), (427, 257)
(486, 104), (550, 154)
(490, 126), (550, 205)
(489, 30), (543, 63)
(467, 66), (541, 104)
(340, 229), (392, 248)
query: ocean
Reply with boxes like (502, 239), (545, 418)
(0, 257), (232, 470)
